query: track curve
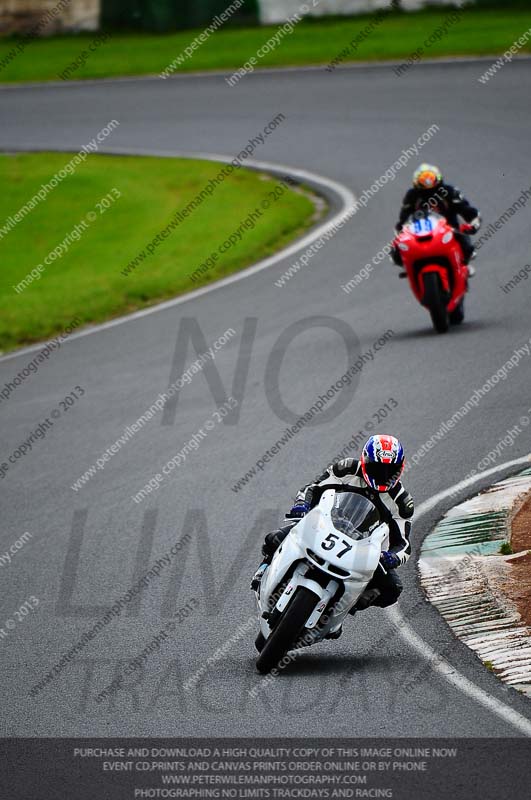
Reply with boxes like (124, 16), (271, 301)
(1, 60), (531, 737)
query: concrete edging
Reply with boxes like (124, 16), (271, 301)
(419, 466), (531, 698)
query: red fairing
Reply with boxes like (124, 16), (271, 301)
(394, 214), (469, 312)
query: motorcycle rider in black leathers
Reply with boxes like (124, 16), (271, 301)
(251, 435), (414, 636)
(392, 164), (482, 275)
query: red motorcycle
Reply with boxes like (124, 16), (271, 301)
(393, 211), (474, 333)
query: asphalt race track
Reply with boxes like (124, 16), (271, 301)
(1, 60), (531, 737)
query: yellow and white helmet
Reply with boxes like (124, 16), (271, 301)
(413, 163), (442, 190)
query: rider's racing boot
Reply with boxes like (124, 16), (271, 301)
(250, 563), (268, 592)
(352, 587), (381, 611)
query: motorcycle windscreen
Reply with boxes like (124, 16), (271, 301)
(330, 493), (381, 541)
(405, 211), (443, 234)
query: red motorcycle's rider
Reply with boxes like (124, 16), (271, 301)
(392, 164), (482, 275)
(251, 435), (414, 637)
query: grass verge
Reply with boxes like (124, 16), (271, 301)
(0, 153), (320, 352)
(0, 8), (530, 83)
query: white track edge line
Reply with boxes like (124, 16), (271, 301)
(4, 143), (531, 733)
(1, 55), (531, 90)
(0, 154), (357, 364)
(388, 454), (531, 736)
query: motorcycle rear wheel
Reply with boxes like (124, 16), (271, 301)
(256, 587), (318, 674)
(423, 272), (449, 333)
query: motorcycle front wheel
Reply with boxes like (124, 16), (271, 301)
(256, 587), (318, 675)
(423, 272), (449, 334)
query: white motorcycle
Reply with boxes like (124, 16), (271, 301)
(254, 485), (389, 674)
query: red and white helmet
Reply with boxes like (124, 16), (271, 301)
(361, 434), (405, 492)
